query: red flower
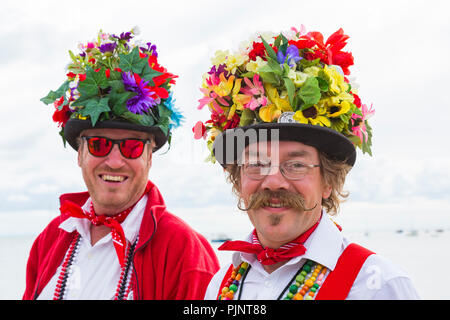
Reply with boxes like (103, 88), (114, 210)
(105, 69), (111, 78)
(192, 121), (207, 140)
(52, 96), (71, 127)
(78, 74), (86, 82)
(352, 93), (362, 108)
(66, 72), (77, 79)
(248, 42), (267, 61)
(300, 28), (354, 75)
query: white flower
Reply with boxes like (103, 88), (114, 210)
(131, 25), (141, 35)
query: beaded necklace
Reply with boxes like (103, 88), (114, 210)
(53, 232), (138, 300)
(218, 260), (328, 300)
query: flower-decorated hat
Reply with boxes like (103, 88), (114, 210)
(42, 28), (183, 151)
(194, 26), (374, 166)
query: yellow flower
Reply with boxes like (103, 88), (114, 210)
(211, 50), (229, 66)
(303, 66), (320, 77)
(228, 78), (251, 119)
(323, 65), (349, 94)
(259, 104), (282, 122)
(326, 100), (351, 118)
(319, 92), (353, 118)
(246, 56), (268, 73)
(287, 69), (308, 87)
(265, 84), (292, 112)
(225, 53), (246, 74)
(293, 106), (331, 127)
(258, 84), (293, 122)
(212, 73), (235, 97)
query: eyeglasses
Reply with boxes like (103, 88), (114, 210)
(241, 160), (320, 180)
(82, 136), (151, 159)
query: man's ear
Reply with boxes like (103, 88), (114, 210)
(322, 184), (332, 200)
(77, 140), (83, 168)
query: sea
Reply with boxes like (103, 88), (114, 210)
(1, 228), (449, 300)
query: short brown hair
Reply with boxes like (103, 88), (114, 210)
(224, 151), (351, 215)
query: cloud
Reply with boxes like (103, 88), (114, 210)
(0, 0), (449, 233)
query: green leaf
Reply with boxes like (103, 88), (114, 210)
(40, 81), (70, 105)
(239, 71), (255, 78)
(77, 66), (108, 98)
(259, 71), (279, 85)
(158, 104), (172, 118)
(110, 91), (136, 116)
(299, 58), (321, 69)
(298, 77), (321, 108)
(273, 34), (282, 48)
(279, 33), (289, 56)
(267, 57), (283, 76)
(119, 47), (147, 74)
(316, 76), (329, 92)
(239, 108), (256, 126)
(284, 77), (295, 106)
(122, 111), (155, 127)
(78, 97), (111, 126)
(141, 63), (164, 85)
(260, 36), (278, 61)
(157, 116), (170, 136)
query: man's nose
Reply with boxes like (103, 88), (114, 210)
(259, 166), (290, 191)
(104, 144), (126, 169)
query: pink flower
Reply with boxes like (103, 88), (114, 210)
(351, 103), (375, 143)
(240, 74), (268, 110)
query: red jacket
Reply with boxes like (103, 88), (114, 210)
(23, 180), (220, 300)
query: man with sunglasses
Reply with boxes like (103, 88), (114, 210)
(195, 27), (419, 300)
(23, 29), (219, 300)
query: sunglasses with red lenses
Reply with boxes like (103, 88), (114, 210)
(82, 136), (151, 159)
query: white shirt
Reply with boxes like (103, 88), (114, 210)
(37, 195), (147, 300)
(204, 215), (420, 300)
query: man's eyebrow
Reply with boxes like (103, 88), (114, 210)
(287, 150), (311, 158)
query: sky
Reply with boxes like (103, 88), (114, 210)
(0, 0), (449, 237)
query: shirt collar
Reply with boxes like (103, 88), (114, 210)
(59, 195), (147, 245)
(232, 213), (344, 272)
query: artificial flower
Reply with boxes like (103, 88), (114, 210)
(277, 45), (302, 68)
(240, 74), (268, 110)
(351, 103), (375, 143)
(293, 106), (330, 127)
(122, 72), (158, 114)
(287, 69), (308, 87)
(322, 65), (349, 94)
(211, 50), (229, 66)
(164, 92), (184, 129)
(225, 53), (246, 74)
(246, 56), (268, 73)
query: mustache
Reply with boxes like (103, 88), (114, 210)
(238, 189), (317, 212)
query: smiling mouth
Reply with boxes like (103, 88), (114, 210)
(100, 174), (127, 183)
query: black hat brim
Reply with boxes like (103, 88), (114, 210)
(213, 122), (356, 167)
(64, 118), (168, 152)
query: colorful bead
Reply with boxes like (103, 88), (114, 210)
(282, 260), (328, 301)
(218, 261), (249, 300)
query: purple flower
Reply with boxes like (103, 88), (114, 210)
(277, 45), (302, 67)
(112, 32), (133, 42)
(208, 64), (229, 78)
(140, 42), (158, 58)
(99, 42), (117, 53)
(122, 72), (158, 114)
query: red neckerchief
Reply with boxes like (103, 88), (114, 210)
(59, 185), (150, 266)
(218, 219), (320, 265)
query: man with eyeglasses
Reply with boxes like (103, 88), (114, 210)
(23, 29), (219, 300)
(195, 26), (419, 300)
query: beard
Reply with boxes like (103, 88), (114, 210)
(238, 189), (317, 216)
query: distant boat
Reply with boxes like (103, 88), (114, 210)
(211, 234), (232, 243)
